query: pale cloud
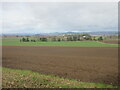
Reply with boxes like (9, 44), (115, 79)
(1, 2), (118, 34)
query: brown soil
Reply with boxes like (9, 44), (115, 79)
(2, 46), (118, 85)
(1, 39), (19, 40)
(102, 40), (120, 44)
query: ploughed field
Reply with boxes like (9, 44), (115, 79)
(2, 46), (118, 85)
(102, 39), (120, 44)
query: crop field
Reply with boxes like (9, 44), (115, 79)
(2, 46), (118, 86)
(1, 35), (119, 88)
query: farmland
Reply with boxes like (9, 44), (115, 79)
(1, 1), (119, 88)
(102, 39), (120, 44)
(2, 40), (119, 47)
(1, 34), (119, 47)
(1, 35), (119, 88)
(2, 46), (118, 85)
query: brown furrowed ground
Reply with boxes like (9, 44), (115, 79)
(2, 46), (118, 85)
(102, 40), (120, 44)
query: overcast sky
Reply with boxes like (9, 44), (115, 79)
(1, 2), (118, 34)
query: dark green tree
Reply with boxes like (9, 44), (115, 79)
(58, 38), (61, 42)
(41, 37), (47, 42)
(22, 37), (26, 42)
(98, 36), (103, 41)
(26, 38), (29, 42)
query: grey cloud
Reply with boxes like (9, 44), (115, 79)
(1, 2), (118, 33)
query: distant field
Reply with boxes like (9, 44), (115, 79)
(102, 39), (120, 44)
(1, 40), (119, 47)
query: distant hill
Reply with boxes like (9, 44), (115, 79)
(2, 31), (118, 35)
(35, 31), (118, 35)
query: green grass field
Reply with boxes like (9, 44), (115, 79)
(1, 40), (119, 47)
(2, 67), (117, 88)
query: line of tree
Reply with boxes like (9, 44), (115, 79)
(40, 37), (47, 42)
(20, 38), (36, 42)
(20, 34), (104, 42)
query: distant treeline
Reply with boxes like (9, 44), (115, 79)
(20, 34), (104, 42)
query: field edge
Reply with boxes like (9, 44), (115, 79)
(2, 67), (118, 88)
